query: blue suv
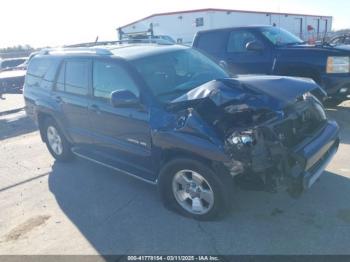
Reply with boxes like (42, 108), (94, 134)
(24, 43), (339, 220)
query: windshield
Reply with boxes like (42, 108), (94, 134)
(131, 48), (229, 103)
(260, 27), (304, 46)
(331, 36), (350, 45)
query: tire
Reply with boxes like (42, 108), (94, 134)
(158, 158), (231, 220)
(43, 118), (73, 162)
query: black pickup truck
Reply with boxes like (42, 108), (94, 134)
(193, 26), (350, 105)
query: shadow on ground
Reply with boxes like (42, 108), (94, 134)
(0, 110), (36, 140)
(326, 104), (350, 145)
(48, 158), (350, 255)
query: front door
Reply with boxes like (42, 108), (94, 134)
(88, 58), (154, 180)
(224, 29), (272, 74)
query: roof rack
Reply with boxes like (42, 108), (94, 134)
(65, 38), (174, 48)
(117, 23), (154, 41)
(39, 47), (113, 56)
(65, 41), (120, 48)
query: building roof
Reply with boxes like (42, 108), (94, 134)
(119, 8), (332, 29)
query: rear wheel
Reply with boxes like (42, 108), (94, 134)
(43, 118), (73, 161)
(158, 158), (231, 220)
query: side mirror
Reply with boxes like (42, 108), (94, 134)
(246, 40), (264, 52)
(110, 90), (139, 107)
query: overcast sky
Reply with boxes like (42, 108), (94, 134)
(0, 0), (349, 48)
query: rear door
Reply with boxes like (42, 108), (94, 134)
(194, 30), (228, 62)
(224, 29), (273, 74)
(52, 58), (93, 145)
(88, 58), (154, 180)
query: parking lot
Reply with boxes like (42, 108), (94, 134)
(0, 94), (350, 255)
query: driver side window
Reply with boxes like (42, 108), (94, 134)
(227, 30), (258, 53)
(93, 60), (139, 100)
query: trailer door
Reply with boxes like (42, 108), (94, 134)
(295, 17), (304, 39)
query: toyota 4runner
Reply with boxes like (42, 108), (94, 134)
(24, 43), (339, 220)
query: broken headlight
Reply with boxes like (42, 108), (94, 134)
(302, 92), (327, 120)
(227, 130), (255, 149)
(302, 92), (313, 100)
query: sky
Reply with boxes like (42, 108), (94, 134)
(0, 0), (349, 48)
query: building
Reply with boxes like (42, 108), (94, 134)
(117, 8), (333, 44)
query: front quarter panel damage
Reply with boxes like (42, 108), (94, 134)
(150, 77), (337, 196)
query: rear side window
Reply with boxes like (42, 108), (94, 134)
(26, 57), (60, 89)
(227, 30), (258, 53)
(195, 31), (227, 56)
(93, 60), (139, 100)
(27, 58), (51, 77)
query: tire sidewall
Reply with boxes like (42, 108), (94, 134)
(43, 118), (72, 161)
(158, 158), (230, 220)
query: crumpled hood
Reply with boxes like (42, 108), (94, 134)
(170, 75), (320, 111)
(333, 44), (350, 52)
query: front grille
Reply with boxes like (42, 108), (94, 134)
(274, 102), (326, 148)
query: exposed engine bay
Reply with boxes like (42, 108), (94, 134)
(168, 76), (329, 196)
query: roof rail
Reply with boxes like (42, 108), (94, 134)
(65, 38), (174, 48)
(39, 47), (113, 56)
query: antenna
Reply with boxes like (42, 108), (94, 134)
(322, 20), (329, 45)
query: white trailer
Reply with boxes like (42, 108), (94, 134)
(118, 8), (332, 44)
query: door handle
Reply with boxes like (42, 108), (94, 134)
(89, 104), (101, 113)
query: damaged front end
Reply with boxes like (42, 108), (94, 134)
(168, 76), (339, 196)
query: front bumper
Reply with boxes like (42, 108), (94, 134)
(226, 119), (339, 195)
(321, 73), (350, 100)
(291, 120), (339, 190)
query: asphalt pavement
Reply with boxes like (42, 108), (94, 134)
(0, 94), (350, 255)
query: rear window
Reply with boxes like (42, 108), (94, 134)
(26, 57), (60, 89)
(195, 31), (228, 56)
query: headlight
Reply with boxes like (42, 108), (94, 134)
(327, 56), (350, 73)
(314, 102), (327, 120)
(302, 91), (313, 100)
(227, 130), (255, 149)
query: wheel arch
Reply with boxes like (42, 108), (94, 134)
(36, 111), (72, 144)
(158, 148), (233, 186)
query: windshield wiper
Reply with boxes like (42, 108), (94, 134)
(280, 41), (307, 46)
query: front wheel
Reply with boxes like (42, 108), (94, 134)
(43, 118), (73, 161)
(158, 158), (231, 220)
